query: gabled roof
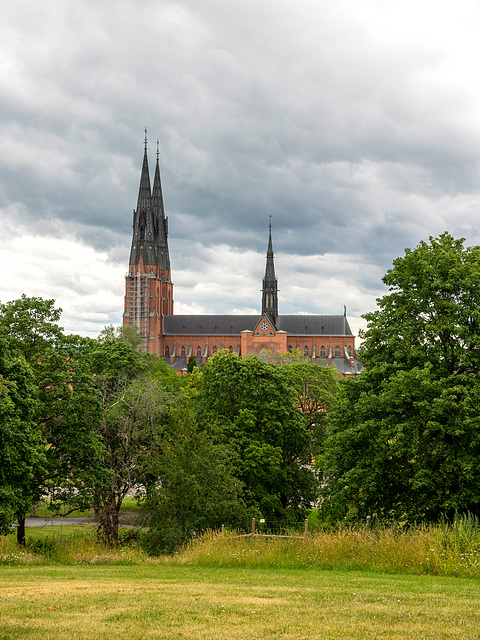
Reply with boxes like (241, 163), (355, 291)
(276, 315), (353, 336)
(163, 314), (353, 336)
(164, 315), (258, 335)
(252, 313), (277, 333)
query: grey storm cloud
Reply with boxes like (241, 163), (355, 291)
(2, 0), (480, 337)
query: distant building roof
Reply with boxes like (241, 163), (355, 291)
(163, 314), (353, 336)
(276, 315), (352, 336)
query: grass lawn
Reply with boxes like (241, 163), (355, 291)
(25, 525), (97, 540)
(33, 496), (140, 519)
(1, 564), (480, 639)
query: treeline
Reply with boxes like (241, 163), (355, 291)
(3, 233), (480, 550)
(0, 297), (337, 551)
(324, 232), (480, 524)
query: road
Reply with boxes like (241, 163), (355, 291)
(25, 517), (97, 527)
(24, 514), (140, 528)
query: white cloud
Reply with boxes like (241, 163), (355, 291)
(2, 0), (480, 349)
(0, 216), (125, 337)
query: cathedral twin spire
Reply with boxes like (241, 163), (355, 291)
(130, 133), (277, 319)
(129, 130), (170, 273)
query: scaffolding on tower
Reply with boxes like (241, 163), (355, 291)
(124, 272), (150, 351)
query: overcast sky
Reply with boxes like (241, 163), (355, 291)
(2, 0), (480, 342)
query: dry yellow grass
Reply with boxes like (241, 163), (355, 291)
(1, 565), (480, 639)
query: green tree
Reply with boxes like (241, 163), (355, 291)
(360, 232), (480, 374)
(199, 351), (319, 520)
(187, 355), (197, 373)
(87, 339), (148, 544)
(0, 337), (46, 536)
(141, 402), (247, 553)
(323, 233), (480, 522)
(0, 296), (104, 545)
(98, 324), (143, 352)
(284, 362), (339, 462)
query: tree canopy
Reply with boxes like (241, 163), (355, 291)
(322, 233), (480, 522)
(1, 296), (340, 548)
(198, 351), (331, 520)
(0, 297), (105, 543)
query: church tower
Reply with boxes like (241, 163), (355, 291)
(261, 218), (278, 323)
(123, 131), (173, 353)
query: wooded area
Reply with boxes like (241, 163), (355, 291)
(3, 233), (480, 550)
(0, 297), (336, 551)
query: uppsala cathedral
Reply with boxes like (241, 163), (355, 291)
(123, 138), (362, 375)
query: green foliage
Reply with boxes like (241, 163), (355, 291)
(323, 233), (480, 523)
(360, 232), (480, 375)
(198, 351), (320, 520)
(0, 337), (46, 534)
(0, 297), (106, 541)
(187, 355), (197, 373)
(284, 362), (339, 461)
(148, 354), (185, 391)
(0, 294), (63, 363)
(141, 402), (248, 554)
(97, 324), (143, 352)
(86, 342), (161, 544)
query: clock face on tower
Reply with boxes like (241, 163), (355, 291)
(261, 322), (269, 330)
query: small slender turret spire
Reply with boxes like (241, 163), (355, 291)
(262, 216), (278, 322)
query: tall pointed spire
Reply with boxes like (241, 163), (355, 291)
(262, 216), (278, 322)
(125, 132), (174, 356)
(152, 139), (170, 271)
(136, 128), (152, 213)
(129, 129), (157, 269)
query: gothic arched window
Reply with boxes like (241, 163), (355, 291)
(288, 345), (292, 353)
(229, 346), (233, 353)
(213, 346), (217, 354)
(304, 346), (309, 357)
(320, 346), (325, 357)
(197, 346), (202, 357)
(165, 346), (169, 357)
(335, 346), (340, 357)
(181, 346), (185, 356)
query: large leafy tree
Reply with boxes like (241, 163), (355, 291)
(323, 233), (480, 522)
(0, 296), (105, 544)
(141, 401), (247, 553)
(284, 362), (339, 463)
(87, 339), (148, 544)
(361, 232), (480, 374)
(0, 337), (46, 535)
(199, 351), (320, 520)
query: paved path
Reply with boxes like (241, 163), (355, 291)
(24, 515), (141, 529)
(25, 517), (96, 527)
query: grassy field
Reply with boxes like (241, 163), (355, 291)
(3, 519), (480, 638)
(1, 563), (480, 639)
(33, 497), (140, 519)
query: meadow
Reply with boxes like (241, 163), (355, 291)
(2, 520), (480, 638)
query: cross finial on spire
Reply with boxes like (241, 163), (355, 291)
(144, 127), (148, 150)
(156, 139), (160, 160)
(269, 214), (272, 232)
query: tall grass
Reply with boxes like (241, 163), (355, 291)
(178, 514), (480, 578)
(3, 515), (480, 578)
(0, 528), (153, 566)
